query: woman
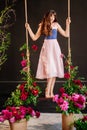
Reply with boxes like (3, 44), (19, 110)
(25, 10), (71, 98)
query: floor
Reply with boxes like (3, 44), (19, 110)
(0, 113), (83, 130)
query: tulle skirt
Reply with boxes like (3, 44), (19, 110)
(36, 39), (64, 79)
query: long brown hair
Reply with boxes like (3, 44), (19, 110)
(40, 10), (57, 36)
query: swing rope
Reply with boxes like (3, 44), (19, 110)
(24, 0), (30, 83)
(68, 0), (71, 87)
(68, 0), (71, 71)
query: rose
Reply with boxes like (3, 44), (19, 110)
(59, 87), (65, 94)
(32, 44), (38, 51)
(82, 116), (87, 122)
(20, 91), (28, 100)
(64, 72), (70, 79)
(35, 111), (40, 118)
(33, 82), (37, 87)
(31, 89), (39, 96)
(73, 79), (83, 88)
(53, 94), (59, 103)
(21, 59), (27, 67)
(60, 100), (69, 111)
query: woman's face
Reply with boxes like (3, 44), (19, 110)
(50, 14), (55, 23)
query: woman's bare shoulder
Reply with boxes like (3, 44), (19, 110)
(52, 22), (61, 29)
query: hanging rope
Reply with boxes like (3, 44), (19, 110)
(24, 0), (30, 82)
(68, 0), (71, 88)
(68, 0), (71, 73)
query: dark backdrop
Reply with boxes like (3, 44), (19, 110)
(0, 0), (87, 112)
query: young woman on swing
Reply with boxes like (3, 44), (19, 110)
(25, 10), (71, 98)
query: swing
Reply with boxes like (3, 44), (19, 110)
(24, 0), (71, 100)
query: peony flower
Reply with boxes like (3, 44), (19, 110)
(31, 110), (36, 117)
(53, 94), (59, 103)
(60, 100), (69, 111)
(62, 93), (68, 98)
(2, 110), (12, 120)
(73, 79), (83, 88)
(35, 111), (40, 118)
(59, 87), (65, 94)
(64, 72), (70, 79)
(70, 65), (74, 70)
(20, 91), (28, 100)
(33, 82), (37, 87)
(10, 117), (15, 123)
(19, 84), (25, 91)
(71, 93), (80, 102)
(0, 116), (4, 122)
(21, 52), (25, 57)
(32, 44), (38, 51)
(57, 97), (64, 106)
(82, 116), (87, 122)
(21, 59), (27, 67)
(31, 89), (39, 96)
(74, 102), (83, 109)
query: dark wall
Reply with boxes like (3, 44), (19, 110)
(0, 0), (87, 82)
(0, 0), (87, 111)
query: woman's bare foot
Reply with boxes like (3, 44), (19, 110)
(50, 93), (54, 98)
(45, 88), (51, 98)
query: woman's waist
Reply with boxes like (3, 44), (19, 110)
(44, 36), (57, 40)
(44, 39), (57, 42)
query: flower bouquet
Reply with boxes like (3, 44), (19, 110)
(74, 115), (87, 130)
(0, 106), (40, 123)
(53, 57), (87, 115)
(0, 43), (41, 130)
(4, 44), (41, 107)
(53, 57), (87, 130)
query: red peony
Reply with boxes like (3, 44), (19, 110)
(59, 87), (65, 94)
(31, 89), (39, 96)
(20, 91), (28, 101)
(64, 72), (70, 79)
(32, 44), (38, 51)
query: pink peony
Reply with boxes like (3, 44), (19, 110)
(0, 116), (4, 122)
(2, 110), (12, 120)
(58, 97), (64, 105)
(53, 94), (59, 103)
(21, 59), (27, 67)
(10, 117), (15, 123)
(60, 100), (69, 111)
(31, 110), (36, 117)
(71, 93), (80, 102)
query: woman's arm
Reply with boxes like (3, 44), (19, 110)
(57, 17), (71, 37)
(25, 23), (41, 41)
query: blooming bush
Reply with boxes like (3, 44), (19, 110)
(1, 43), (41, 123)
(53, 57), (87, 115)
(74, 115), (87, 130)
(0, 106), (40, 123)
(4, 44), (41, 107)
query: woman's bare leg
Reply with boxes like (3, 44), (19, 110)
(45, 78), (53, 98)
(50, 77), (56, 97)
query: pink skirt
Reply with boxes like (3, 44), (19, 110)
(36, 39), (64, 79)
